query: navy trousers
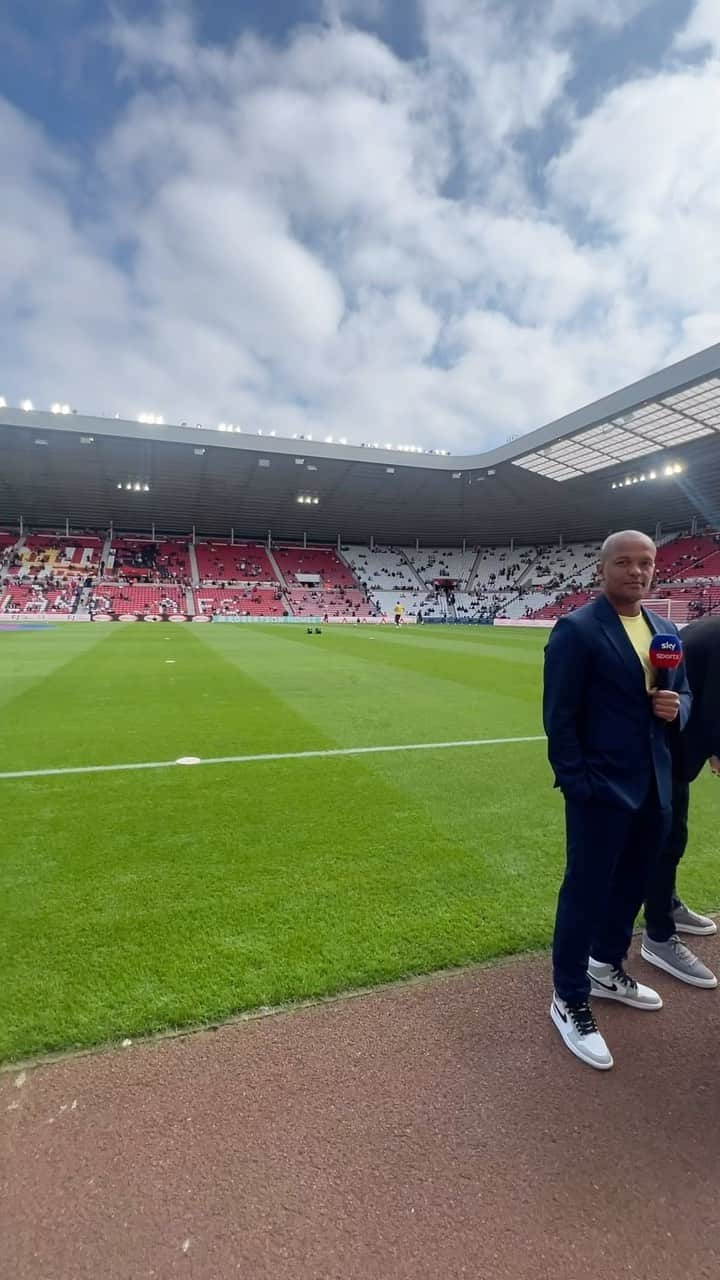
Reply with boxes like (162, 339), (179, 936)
(644, 778), (690, 942)
(553, 789), (671, 1004)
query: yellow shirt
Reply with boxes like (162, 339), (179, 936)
(619, 612), (653, 690)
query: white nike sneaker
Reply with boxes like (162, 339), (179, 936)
(588, 958), (663, 1009)
(550, 993), (614, 1070)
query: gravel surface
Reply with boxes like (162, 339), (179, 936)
(3, 933), (719, 1280)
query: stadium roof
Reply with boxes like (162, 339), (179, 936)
(2, 342), (720, 545)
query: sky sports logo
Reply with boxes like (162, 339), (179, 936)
(649, 634), (683, 671)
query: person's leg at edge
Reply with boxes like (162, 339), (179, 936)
(644, 778), (689, 943)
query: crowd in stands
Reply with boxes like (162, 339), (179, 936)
(87, 585), (185, 618)
(108, 539), (192, 587)
(195, 542), (275, 585)
(6, 528), (720, 623)
(195, 588), (285, 618)
(274, 546), (358, 589)
(287, 588), (378, 619)
(342, 546), (423, 594)
(1, 582), (78, 614)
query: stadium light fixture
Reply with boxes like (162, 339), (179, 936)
(313, 497), (319, 505)
(0, 396), (6, 408)
(143, 484), (150, 492)
(21, 399), (33, 411)
(339, 437), (348, 445)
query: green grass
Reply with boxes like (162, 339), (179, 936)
(1, 622), (717, 1063)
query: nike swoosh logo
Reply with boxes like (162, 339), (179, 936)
(552, 1001), (567, 1023)
(590, 976), (618, 992)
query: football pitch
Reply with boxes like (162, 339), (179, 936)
(1, 622), (717, 1064)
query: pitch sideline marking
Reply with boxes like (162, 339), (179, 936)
(0, 735), (546, 782)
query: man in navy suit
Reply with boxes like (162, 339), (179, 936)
(642, 613), (719, 988)
(543, 530), (692, 1070)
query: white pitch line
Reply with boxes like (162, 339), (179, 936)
(0, 735), (545, 782)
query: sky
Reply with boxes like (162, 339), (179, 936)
(2, 0), (720, 453)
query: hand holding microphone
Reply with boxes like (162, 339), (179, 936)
(649, 633), (683, 723)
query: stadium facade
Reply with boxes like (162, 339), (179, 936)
(2, 342), (720, 545)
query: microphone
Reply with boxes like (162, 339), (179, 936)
(649, 633), (683, 689)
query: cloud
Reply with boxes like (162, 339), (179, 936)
(548, 0), (654, 32)
(0, 1), (718, 456)
(675, 0), (720, 53)
(549, 61), (720, 315)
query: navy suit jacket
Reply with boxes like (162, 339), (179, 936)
(671, 615), (720, 783)
(543, 594), (692, 811)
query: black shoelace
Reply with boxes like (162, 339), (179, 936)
(568, 1000), (599, 1036)
(610, 966), (637, 992)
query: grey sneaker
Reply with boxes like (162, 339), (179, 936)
(550, 993), (613, 1070)
(672, 902), (718, 937)
(641, 933), (718, 988)
(588, 958), (662, 1009)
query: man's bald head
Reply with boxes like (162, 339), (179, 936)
(599, 530), (656, 565)
(598, 530), (656, 615)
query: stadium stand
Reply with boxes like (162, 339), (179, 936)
(404, 546), (479, 588)
(653, 533), (720, 580)
(194, 588), (285, 617)
(273, 545), (359, 589)
(342, 545), (423, 593)
(0, 583), (77, 613)
(516, 542), (602, 588)
(469, 546), (536, 591)
(368, 589), (434, 619)
(88, 585), (185, 616)
(195, 541), (278, 585)
(0, 531), (19, 554)
(108, 538), (191, 583)
(286, 588), (377, 619)
(7, 534), (102, 580)
(6, 524), (720, 624)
